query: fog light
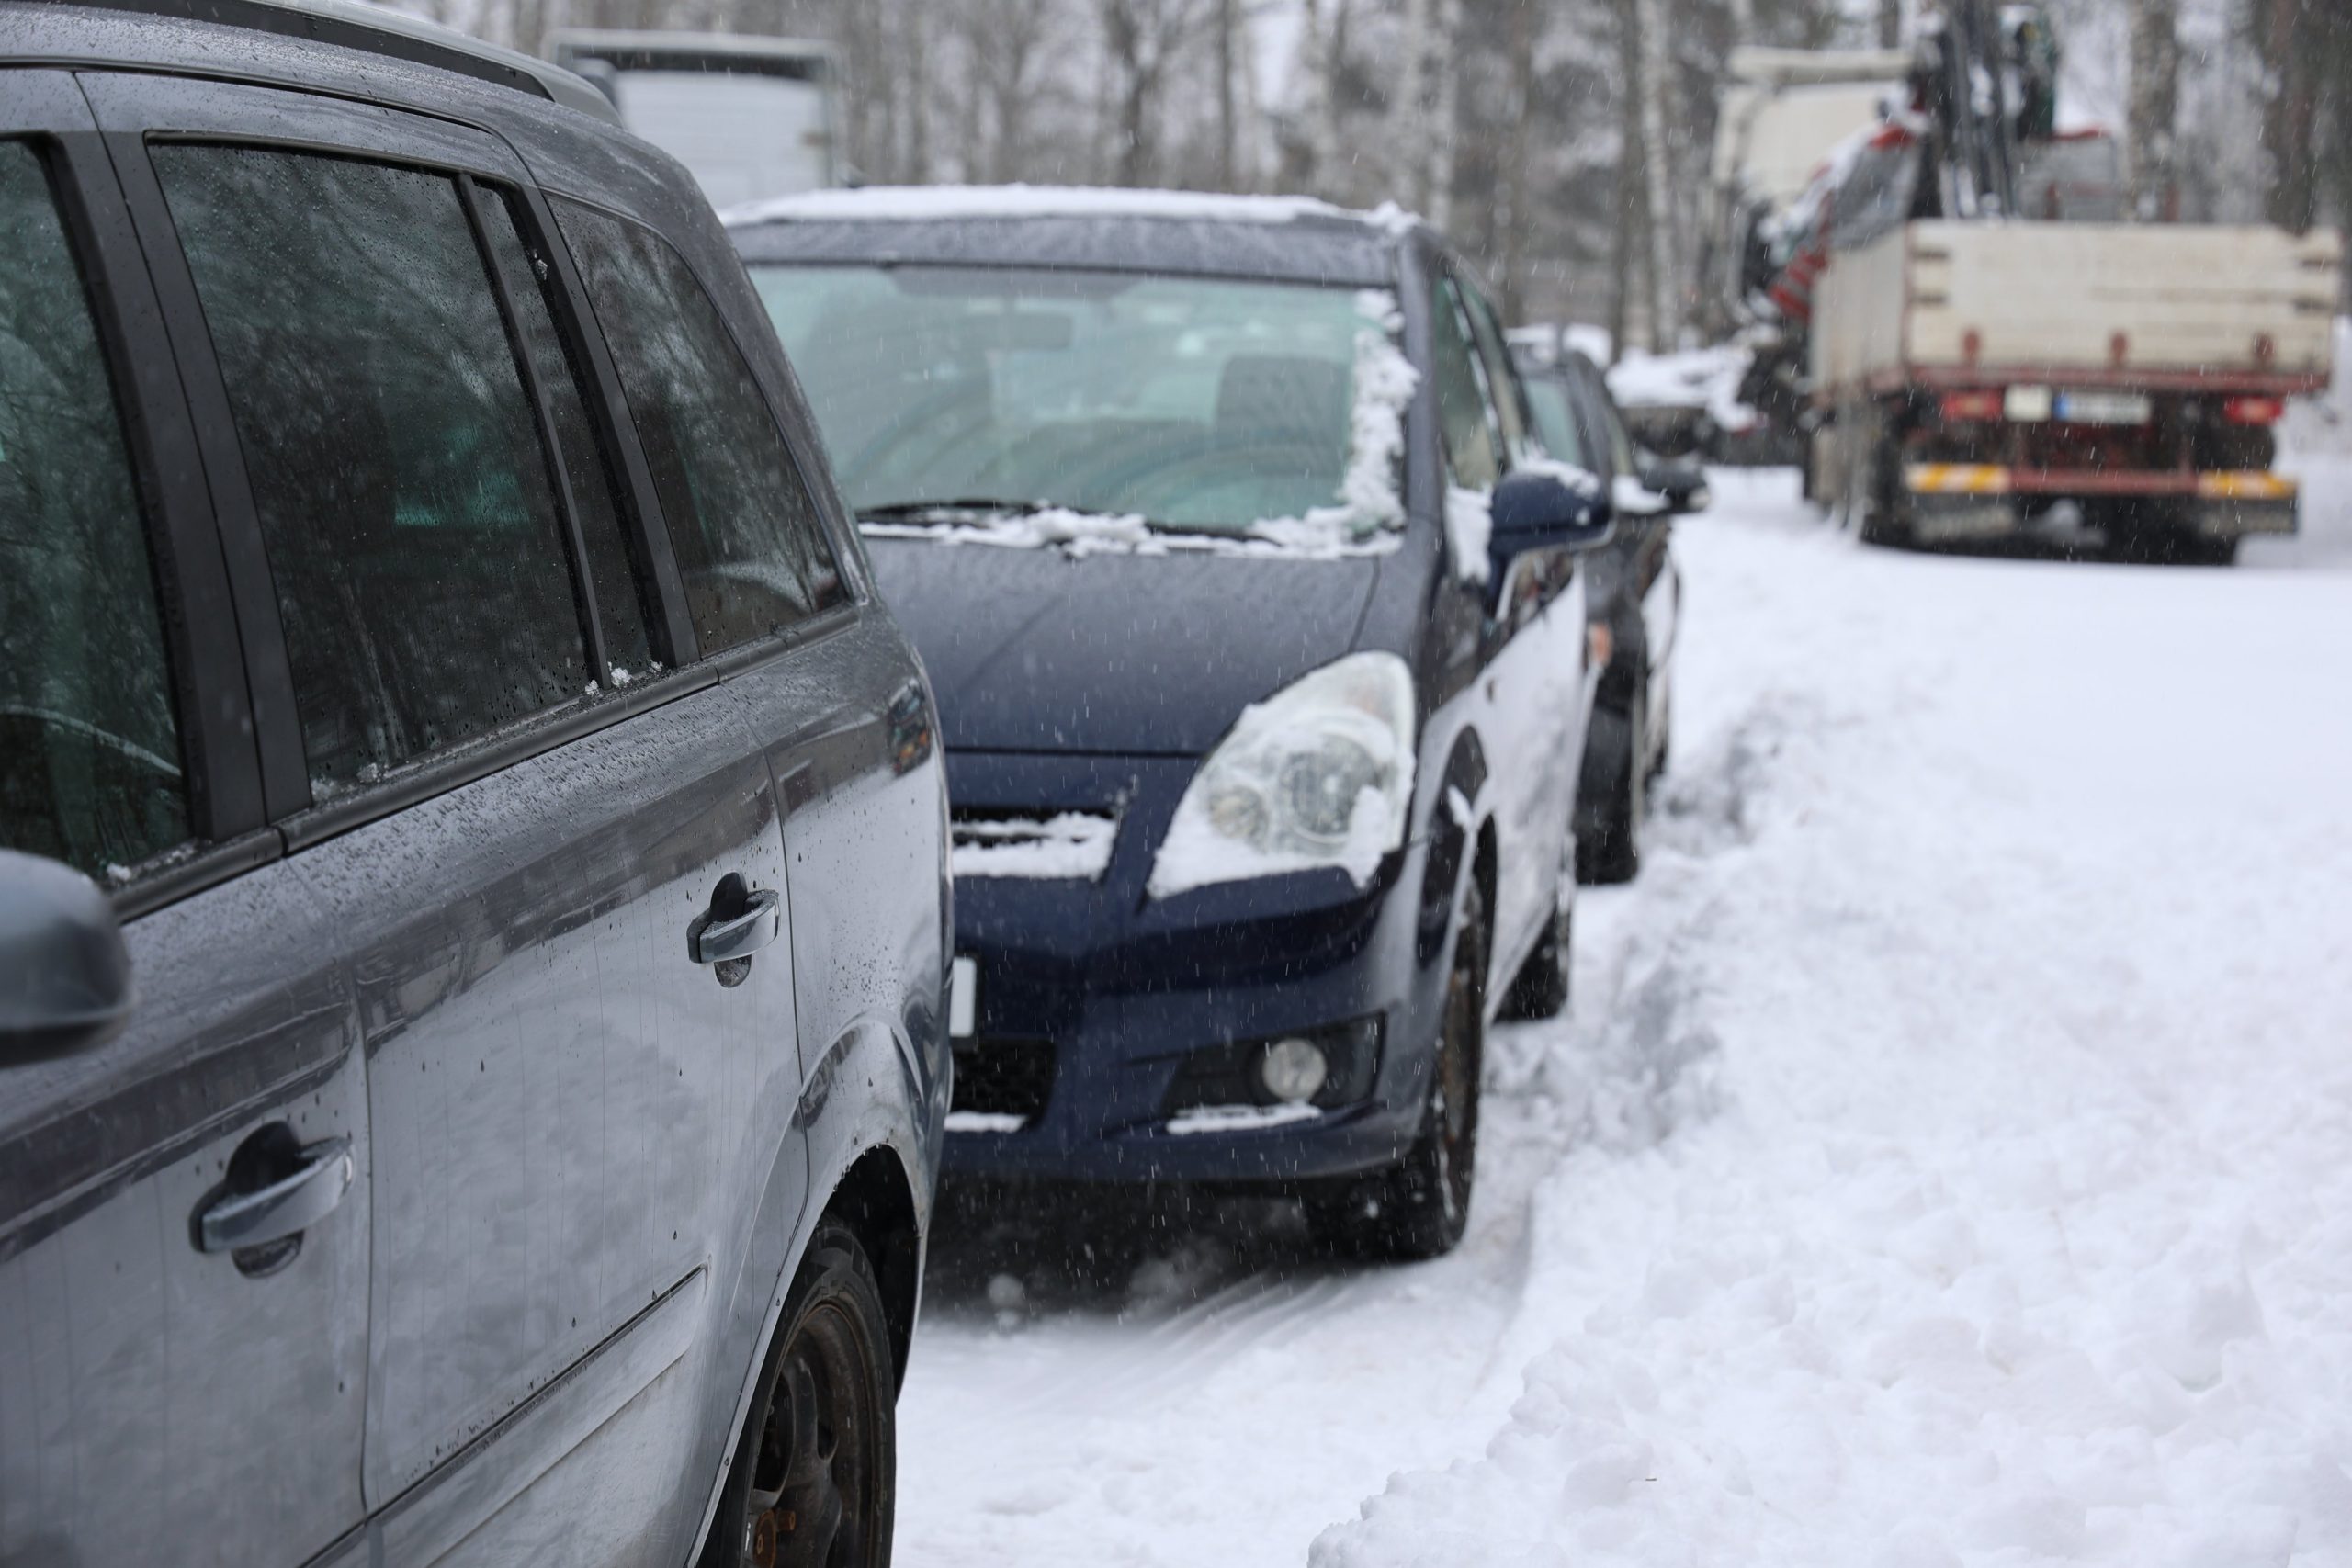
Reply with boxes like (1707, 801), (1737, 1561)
(1259, 1037), (1329, 1103)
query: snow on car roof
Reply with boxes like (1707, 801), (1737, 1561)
(728, 183), (1421, 236)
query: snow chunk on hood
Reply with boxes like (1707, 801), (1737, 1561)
(951, 812), (1118, 881)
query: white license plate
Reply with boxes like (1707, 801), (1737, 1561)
(949, 956), (978, 1039)
(2054, 390), (2152, 425)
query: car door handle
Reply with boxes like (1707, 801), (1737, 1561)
(194, 1134), (354, 1254)
(691, 886), (782, 964)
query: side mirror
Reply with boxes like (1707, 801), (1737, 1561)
(0, 850), (134, 1066)
(1640, 457), (1712, 514)
(1488, 468), (1614, 576)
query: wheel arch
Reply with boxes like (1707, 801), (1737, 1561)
(817, 1143), (922, 1396)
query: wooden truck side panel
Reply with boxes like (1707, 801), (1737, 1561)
(1814, 220), (2342, 397)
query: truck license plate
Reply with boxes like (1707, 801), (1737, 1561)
(2054, 390), (2152, 425)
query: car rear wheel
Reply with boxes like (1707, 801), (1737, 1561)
(702, 1224), (895, 1568)
(1306, 874), (1487, 1261)
(1577, 687), (1646, 886)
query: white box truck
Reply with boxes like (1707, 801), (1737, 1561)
(548, 29), (840, 210)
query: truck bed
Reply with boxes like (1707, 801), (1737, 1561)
(1814, 220), (2342, 398)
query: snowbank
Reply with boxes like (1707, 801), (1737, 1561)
(1316, 471), (2352, 1567)
(1606, 344), (1759, 436)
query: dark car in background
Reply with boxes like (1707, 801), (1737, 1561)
(1511, 334), (1703, 883)
(732, 187), (1611, 1259)
(0, 6), (945, 1566)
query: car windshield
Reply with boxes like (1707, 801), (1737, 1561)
(1521, 376), (1588, 468)
(749, 264), (1410, 541)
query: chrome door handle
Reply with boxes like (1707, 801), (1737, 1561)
(195, 1134), (354, 1253)
(691, 886), (782, 964)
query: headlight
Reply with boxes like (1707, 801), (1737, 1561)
(1148, 652), (1417, 897)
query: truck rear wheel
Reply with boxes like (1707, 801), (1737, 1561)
(1850, 416), (1912, 548)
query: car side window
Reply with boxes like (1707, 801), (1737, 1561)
(479, 189), (655, 680)
(555, 201), (843, 657)
(154, 145), (591, 795)
(1429, 277), (1499, 491)
(1574, 363), (1639, 479)
(1457, 281), (1531, 461)
(0, 140), (191, 876)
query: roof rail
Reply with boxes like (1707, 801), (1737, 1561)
(68, 0), (620, 123)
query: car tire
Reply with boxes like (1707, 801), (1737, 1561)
(1498, 896), (1572, 1021)
(1577, 690), (1645, 886)
(1306, 874), (1488, 1262)
(700, 1223), (896, 1568)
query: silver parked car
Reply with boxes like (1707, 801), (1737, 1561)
(0, 5), (948, 1565)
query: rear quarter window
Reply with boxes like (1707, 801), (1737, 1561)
(557, 202), (842, 657)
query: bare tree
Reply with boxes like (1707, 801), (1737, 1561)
(1100, 0), (1205, 186)
(1215, 0), (1238, 188)
(1634, 0), (1680, 345)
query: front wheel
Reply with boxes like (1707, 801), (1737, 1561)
(1307, 874), (1488, 1260)
(702, 1224), (896, 1568)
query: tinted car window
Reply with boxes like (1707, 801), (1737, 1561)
(156, 146), (591, 796)
(558, 201), (842, 655)
(1430, 276), (1499, 490)
(0, 140), (189, 875)
(481, 190), (654, 681)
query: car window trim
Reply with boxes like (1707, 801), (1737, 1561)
(549, 192), (854, 632)
(455, 172), (613, 683)
(1, 73), (266, 868)
(513, 184), (698, 668)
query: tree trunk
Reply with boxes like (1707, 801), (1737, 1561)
(1609, 0), (1641, 360)
(1396, 0), (1432, 209)
(1634, 0), (1679, 347)
(1425, 0), (1459, 230)
(1497, 0), (1537, 321)
(2125, 0), (2178, 220)
(905, 0), (933, 184)
(2257, 0), (2320, 231)
(1878, 0), (1901, 50)
(1216, 0), (1237, 190)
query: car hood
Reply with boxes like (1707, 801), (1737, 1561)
(867, 536), (1381, 756)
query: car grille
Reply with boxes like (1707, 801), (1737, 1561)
(952, 1037), (1057, 1121)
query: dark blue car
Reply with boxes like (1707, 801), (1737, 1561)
(732, 189), (1608, 1258)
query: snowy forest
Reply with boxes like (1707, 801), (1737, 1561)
(410, 0), (2351, 346)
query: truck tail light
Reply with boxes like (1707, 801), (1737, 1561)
(1940, 390), (2005, 423)
(2223, 396), (2285, 425)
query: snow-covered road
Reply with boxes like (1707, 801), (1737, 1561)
(895, 466), (2352, 1567)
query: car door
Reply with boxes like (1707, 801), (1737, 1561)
(545, 196), (951, 1213)
(89, 74), (808, 1564)
(0, 73), (370, 1568)
(1429, 269), (1581, 972)
(1577, 362), (1678, 716)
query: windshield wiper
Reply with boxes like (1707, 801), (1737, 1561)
(857, 498), (1049, 522)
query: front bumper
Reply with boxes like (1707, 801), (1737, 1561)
(942, 751), (1453, 1185)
